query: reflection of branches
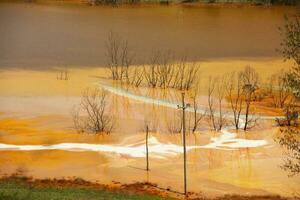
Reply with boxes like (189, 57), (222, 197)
(130, 67), (144, 87)
(144, 54), (159, 88)
(166, 112), (182, 134)
(56, 68), (69, 80)
(72, 107), (84, 133)
(269, 71), (291, 108)
(276, 127), (300, 177)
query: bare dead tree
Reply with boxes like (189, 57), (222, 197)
(106, 31), (133, 83)
(157, 51), (174, 89)
(73, 88), (114, 134)
(120, 40), (133, 84)
(269, 71), (292, 108)
(166, 111), (182, 134)
(226, 72), (244, 129)
(106, 31), (120, 80)
(130, 67), (144, 87)
(207, 77), (217, 131)
(178, 60), (188, 90)
(190, 81), (206, 133)
(172, 59), (200, 91)
(207, 76), (228, 131)
(240, 66), (259, 131)
(216, 75), (228, 131)
(144, 53), (159, 88)
(142, 52), (200, 91)
(184, 62), (200, 91)
(172, 63), (181, 89)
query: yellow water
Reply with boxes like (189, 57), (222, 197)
(0, 60), (299, 197)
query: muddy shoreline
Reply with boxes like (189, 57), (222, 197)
(0, 175), (294, 200)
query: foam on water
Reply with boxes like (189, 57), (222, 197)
(0, 132), (267, 159)
(203, 128), (268, 149)
(98, 83), (283, 120)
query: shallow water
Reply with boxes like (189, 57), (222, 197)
(1, 79), (299, 197)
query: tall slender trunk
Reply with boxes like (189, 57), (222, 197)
(244, 101), (250, 131)
(181, 93), (187, 196)
(146, 125), (149, 171)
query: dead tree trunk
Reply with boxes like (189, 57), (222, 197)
(240, 66), (259, 131)
(227, 72), (243, 130)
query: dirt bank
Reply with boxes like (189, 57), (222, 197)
(0, 176), (295, 200)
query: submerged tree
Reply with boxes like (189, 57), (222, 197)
(240, 66), (260, 130)
(226, 72), (243, 130)
(73, 88), (114, 134)
(225, 67), (260, 130)
(143, 52), (200, 91)
(106, 31), (133, 83)
(172, 59), (200, 91)
(144, 52), (160, 88)
(130, 67), (144, 87)
(156, 51), (174, 89)
(189, 81), (206, 133)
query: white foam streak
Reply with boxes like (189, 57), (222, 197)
(0, 137), (183, 159)
(98, 83), (283, 120)
(0, 132), (268, 159)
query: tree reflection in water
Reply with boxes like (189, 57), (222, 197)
(276, 127), (300, 177)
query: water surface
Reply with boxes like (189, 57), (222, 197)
(0, 2), (297, 69)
